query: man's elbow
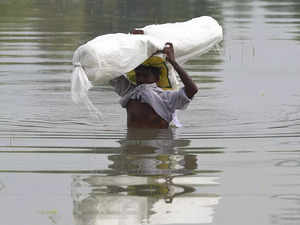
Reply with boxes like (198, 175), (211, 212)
(185, 85), (198, 99)
(191, 86), (198, 99)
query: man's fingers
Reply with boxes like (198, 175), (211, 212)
(130, 29), (144, 34)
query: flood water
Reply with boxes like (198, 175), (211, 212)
(1, 0), (300, 224)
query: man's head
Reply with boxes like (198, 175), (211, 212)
(127, 56), (173, 87)
(134, 65), (161, 84)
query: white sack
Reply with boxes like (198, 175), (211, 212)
(71, 16), (223, 119)
(141, 16), (223, 64)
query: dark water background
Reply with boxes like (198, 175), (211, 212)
(0, 0), (300, 224)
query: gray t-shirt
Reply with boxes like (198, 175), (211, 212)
(110, 76), (191, 123)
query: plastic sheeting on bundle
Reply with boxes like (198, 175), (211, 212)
(71, 16), (223, 120)
(141, 16), (223, 64)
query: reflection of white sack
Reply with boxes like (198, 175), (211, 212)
(71, 16), (223, 119)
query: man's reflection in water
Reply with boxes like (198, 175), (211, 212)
(111, 128), (196, 178)
(72, 128), (220, 225)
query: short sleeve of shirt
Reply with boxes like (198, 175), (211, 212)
(163, 87), (191, 111)
(109, 75), (135, 97)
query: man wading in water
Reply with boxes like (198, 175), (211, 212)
(110, 42), (198, 129)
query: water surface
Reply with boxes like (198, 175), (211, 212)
(0, 0), (300, 225)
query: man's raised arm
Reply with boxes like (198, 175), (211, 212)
(163, 43), (198, 99)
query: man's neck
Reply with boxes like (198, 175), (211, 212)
(136, 82), (157, 86)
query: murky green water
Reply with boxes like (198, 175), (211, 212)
(1, 0), (300, 224)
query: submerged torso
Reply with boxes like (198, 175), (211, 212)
(126, 100), (169, 129)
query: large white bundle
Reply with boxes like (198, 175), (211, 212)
(72, 34), (165, 85)
(71, 16), (223, 118)
(142, 16), (223, 64)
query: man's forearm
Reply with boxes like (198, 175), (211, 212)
(169, 60), (198, 99)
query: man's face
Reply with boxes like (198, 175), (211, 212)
(135, 66), (159, 84)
